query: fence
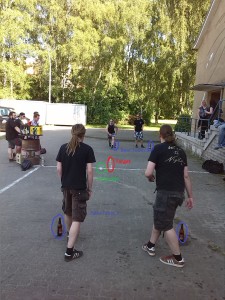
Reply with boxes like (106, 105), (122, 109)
(175, 99), (225, 138)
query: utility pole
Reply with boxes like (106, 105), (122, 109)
(48, 49), (51, 103)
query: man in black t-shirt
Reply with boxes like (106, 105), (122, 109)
(134, 114), (145, 148)
(56, 124), (96, 262)
(143, 125), (193, 268)
(106, 119), (118, 148)
(5, 111), (22, 162)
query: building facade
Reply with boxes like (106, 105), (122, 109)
(192, 0), (225, 118)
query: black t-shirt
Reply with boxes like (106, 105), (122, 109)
(199, 106), (210, 119)
(6, 118), (19, 141)
(148, 142), (187, 192)
(108, 124), (115, 134)
(134, 119), (144, 132)
(56, 142), (96, 190)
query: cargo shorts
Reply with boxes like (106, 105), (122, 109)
(153, 190), (184, 231)
(62, 189), (87, 222)
(8, 138), (22, 149)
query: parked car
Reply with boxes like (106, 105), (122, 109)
(0, 106), (15, 131)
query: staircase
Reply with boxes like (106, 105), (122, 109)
(176, 125), (225, 164)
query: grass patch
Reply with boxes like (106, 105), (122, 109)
(86, 124), (161, 131)
(86, 120), (176, 131)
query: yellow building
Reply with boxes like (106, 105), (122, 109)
(192, 0), (225, 119)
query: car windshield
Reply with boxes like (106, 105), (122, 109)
(0, 107), (14, 116)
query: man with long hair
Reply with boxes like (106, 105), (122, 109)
(56, 124), (96, 262)
(143, 124), (193, 268)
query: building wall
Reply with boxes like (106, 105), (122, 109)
(176, 128), (225, 166)
(193, 0), (225, 118)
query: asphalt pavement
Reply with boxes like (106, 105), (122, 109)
(0, 126), (224, 300)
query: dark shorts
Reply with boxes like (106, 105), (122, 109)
(153, 190), (184, 231)
(134, 131), (143, 140)
(62, 189), (87, 222)
(8, 138), (22, 149)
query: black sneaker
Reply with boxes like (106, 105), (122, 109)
(142, 243), (155, 256)
(141, 145), (145, 148)
(135, 145), (138, 148)
(64, 249), (83, 262)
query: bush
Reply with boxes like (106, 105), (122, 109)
(175, 114), (191, 133)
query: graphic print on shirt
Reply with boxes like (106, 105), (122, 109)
(164, 146), (185, 166)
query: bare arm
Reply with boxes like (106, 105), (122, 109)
(57, 161), (62, 178)
(184, 166), (194, 209)
(87, 163), (94, 198)
(15, 126), (21, 134)
(145, 161), (156, 182)
(206, 107), (213, 115)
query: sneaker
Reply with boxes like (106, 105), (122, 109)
(159, 255), (184, 268)
(64, 249), (83, 262)
(135, 145), (138, 148)
(214, 145), (222, 150)
(141, 145), (145, 148)
(111, 145), (114, 149)
(9, 159), (14, 162)
(142, 243), (155, 256)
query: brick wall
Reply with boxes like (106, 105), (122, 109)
(176, 127), (225, 167)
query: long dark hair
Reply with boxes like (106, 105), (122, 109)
(66, 124), (86, 155)
(159, 124), (175, 143)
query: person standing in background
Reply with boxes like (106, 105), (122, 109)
(5, 111), (22, 162)
(134, 114), (145, 148)
(197, 99), (213, 139)
(106, 119), (118, 148)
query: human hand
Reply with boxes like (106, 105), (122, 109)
(148, 175), (155, 182)
(88, 190), (92, 199)
(185, 198), (193, 209)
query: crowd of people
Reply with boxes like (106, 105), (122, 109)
(5, 111), (41, 162)
(197, 98), (225, 150)
(4, 105), (224, 266)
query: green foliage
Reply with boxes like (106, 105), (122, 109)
(0, 0), (211, 123)
(174, 114), (191, 133)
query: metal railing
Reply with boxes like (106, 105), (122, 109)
(175, 99), (225, 138)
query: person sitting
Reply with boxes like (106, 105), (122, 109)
(214, 122), (225, 150)
(198, 99), (213, 139)
(106, 119), (118, 148)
